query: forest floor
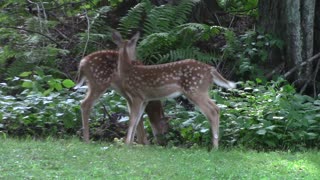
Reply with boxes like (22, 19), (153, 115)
(1, 138), (319, 179)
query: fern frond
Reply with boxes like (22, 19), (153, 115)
(118, 0), (153, 37)
(6, 58), (34, 78)
(172, 0), (199, 25)
(144, 0), (199, 35)
(137, 32), (176, 62)
(175, 23), (227, 43)
(154, 47), (218, 64)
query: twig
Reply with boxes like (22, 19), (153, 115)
(53, 28), (70, 41)
(100, 101), (113, 121)
(44, 1), (87, 11)
(299, 78), (311, 94)
(214, 13), (221, 26)
(3, 26), (61, 48)
(228, 15), (235, 28)
(284, 52), (320, 78)
(313, 58), (320, 97)
(82, 10), (90, 58)
(266, 63), (285, 79)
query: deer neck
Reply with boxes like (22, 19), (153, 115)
(118, 41), (134, 78)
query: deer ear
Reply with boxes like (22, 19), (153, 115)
(112, 30), (123, 46)
(128, 32), (140, 47)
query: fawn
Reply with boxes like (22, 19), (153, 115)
(112, 31), (236, 148)
(75, 44), (169, 145)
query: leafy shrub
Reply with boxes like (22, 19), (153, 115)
(218, 0), (258, 17)
(0, 71), (80, 137)
(1, 74), (319, 150)
(0, 70), (129, 140)
(222, 30), (283, 80)
(157, 79), (320, 150)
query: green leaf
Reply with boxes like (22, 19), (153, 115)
(22, 80), (33, 88)
(256, 129), (266, 135)
(255, 78), (262, 84)
(54, 83), (63, 91)
(43, 88), (53, 96)
(305, 133), (317, 139)
(313, 100), (320, 106)
(19, 71), (32, 77)
(62, 79), (75, 88)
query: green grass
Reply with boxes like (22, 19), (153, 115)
(0, 138), (319, 179)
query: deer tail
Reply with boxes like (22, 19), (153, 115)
(211, 68), (236, 89)
(74, 61), (86, 89)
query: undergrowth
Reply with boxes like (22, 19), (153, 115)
(0, 72), (319, 151)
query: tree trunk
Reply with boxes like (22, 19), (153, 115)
(315, 1), (320, 53)
(258, 1), (286, 68)
(286, 0), (303, 80)
(301, 0), (315, 80)
(258, 0), (317, 91)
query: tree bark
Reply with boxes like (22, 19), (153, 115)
(301, 0), (315, 78)
(258, 0), (285, 67)
(286, 0), (303, 80)
(314, 1), (320, 53)
(258, 0), (317, 87)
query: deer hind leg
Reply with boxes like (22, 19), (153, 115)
(80, 84), (106, 142)
(185, 93), (220, 149)
(125, 99), (147, 145)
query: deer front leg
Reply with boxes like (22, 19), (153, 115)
(125, 99), (147, 144)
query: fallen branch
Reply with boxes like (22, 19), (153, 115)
(266, 63), (285, 79)
(284, 52), (320, 78)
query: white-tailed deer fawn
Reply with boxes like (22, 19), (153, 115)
(112, 31), (236, 148)
(75, 46), (169, 145)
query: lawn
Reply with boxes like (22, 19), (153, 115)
(0, 138), (319, 179)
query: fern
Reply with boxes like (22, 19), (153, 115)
(138, 32), (176, 63)
(153, 47), (218, 64)
(138, 25), (225, 63)
(118, 0), (224, 65)
(143, 0), (199, 35)
(176, 23), (226, 41)
(6, 58), (34, 78)
(171, 0), (199, 25)
(118, 0), (152, 36)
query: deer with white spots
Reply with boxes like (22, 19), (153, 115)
(113, 31), (236, 148)
(75, 46), (169, 145)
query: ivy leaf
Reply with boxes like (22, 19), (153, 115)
(256, 129), (266, 135)
(62, 79), (75, 88)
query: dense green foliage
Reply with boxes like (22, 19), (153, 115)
(222, 30), (283, 79)
(162, 79), (320, 150)
(118, 0), (226, 64)
(1, 72), (319, 150)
